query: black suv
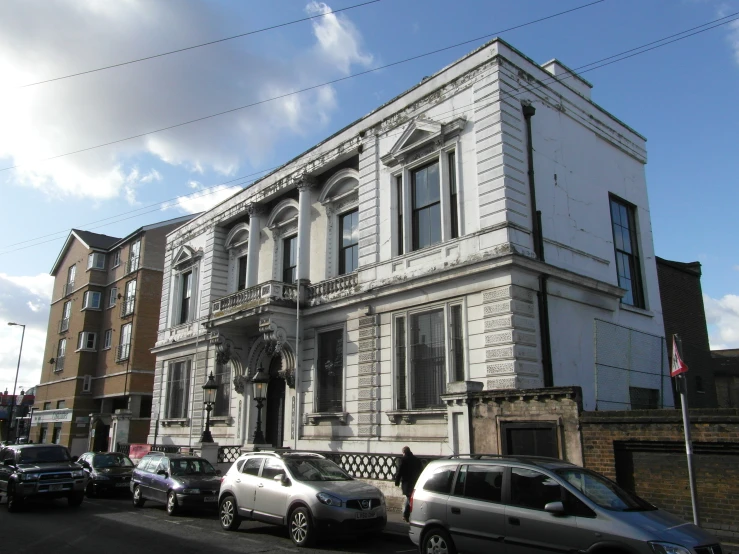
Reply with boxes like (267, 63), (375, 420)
(0, 444), (86, 512)
(131, 452), (221, 515)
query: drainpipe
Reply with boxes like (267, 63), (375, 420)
(522, 103), (553, 388)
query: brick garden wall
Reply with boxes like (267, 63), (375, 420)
(581, 409), (739, 536)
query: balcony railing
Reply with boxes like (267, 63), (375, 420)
(121, 295), (135, 317)
(125, 256), (140, 275)
(64, 282), (75, 296)
(54, 356), (65, 373)
(58, 318), (70, 333)
(306, 273), (358, 302)
(212, 281), (297, 314)
(116, 343), (131, 362)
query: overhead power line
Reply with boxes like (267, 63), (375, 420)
(2, 8), (736, 256)
(15, 0), (383, 89)
(0, 0), (606, 174)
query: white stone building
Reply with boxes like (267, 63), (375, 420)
(149, 39), (671, 458)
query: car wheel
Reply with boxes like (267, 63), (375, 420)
(86, 481), (96, 498)
(132, 485), (145, 508)
(421, 527), (457, 554)
(6, 484), (23, 513)
(219, 495), (241, 531)
(289, 507), (315, 547)
(68, 492), (84, 507)
(166, 490), (179, 516)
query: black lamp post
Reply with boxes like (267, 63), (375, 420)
(200, 372), (218, 443)
(251, 366), (269, 445)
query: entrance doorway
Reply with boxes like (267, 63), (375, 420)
(92, 419), (110, 452)
(264, 356), (286, 448)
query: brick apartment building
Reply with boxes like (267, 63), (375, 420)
(33, 215), (194, 455)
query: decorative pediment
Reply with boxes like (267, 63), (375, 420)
(266, 198), (299, 230)
(225, 223), (249, 249)
(172, 245), (201, 269)
(381, 116), (467, 167)
(318, 168), (360, 205)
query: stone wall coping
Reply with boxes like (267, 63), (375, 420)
(462, 386), (582, 405)
(581, 408), (739, 424)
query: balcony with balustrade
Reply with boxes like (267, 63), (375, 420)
(121, 295), (135, 317)
(116, 343), (131, 362)
(125, 256), (140, 275)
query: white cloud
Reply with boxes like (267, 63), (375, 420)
(704, 293), (739, 348)
(0, 1), (373, 202)
(306, 1), (373, 74)
(162, 181), (244, 214)
(715, 3), (739, 65)
(0, 273), (54, 393)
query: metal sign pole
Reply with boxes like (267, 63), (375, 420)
(674, 335), (700, 526)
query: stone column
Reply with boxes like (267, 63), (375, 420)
(246, 204), (266, 288)
(296, 176), (316, 282)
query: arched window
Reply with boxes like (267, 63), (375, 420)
(319, 168), (359, 278)
(267, 199), (300, 284)
(225, 223), (249, 292)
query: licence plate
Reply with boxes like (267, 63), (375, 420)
(204, 496), (217, 502)
(355, 512), (377, 520)
(115, 483), (129, 488)
(49, 484), (64, 492)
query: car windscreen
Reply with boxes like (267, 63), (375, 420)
(18, 446), (71, 464)
(93, 454), (134, 468)
(169, 459), (217, 476)
(284, 458), (352, 482)
(556, 468), (656, 511)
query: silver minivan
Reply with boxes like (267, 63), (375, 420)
(218, 451), (386, 547)
(409, 455), (722, 554)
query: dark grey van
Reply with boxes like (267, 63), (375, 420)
(409, 455), (721, 554)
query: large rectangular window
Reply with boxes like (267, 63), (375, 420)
(52, 423), (62, 445)
(609, 196), (644, 308)
(122, 279), (136, 316)
(213, 363), (231, 417)
(118, 323), (132, 361)
(411, 161), (441, 250)
(128, 240), (141, 273)
(316, 329), (343, 412)
(166, 360), (191, 419)
(282, 236), (297, 284)
(55, 339), (66, 372)
(179, 271), (193, 324)
(237, 255), (248, 291)
(83, 291), (101, 310)
(395, 302), (465, 409)
(448, 152), (459, 239)
(88, 252), (106, 270)
(77, 331), (97, 350)
(339, 209), (359, 275)
(60, 300), (71, 332)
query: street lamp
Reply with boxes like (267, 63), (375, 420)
(7, 322), (25, 443)
(200, 372), (218, 443)
(250, 366), (269, 445)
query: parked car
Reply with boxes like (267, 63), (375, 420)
(218, 451), (387, 547)
(77, 451), (135, 497)
(408, 454), (722, 554)
(0, 444), (86, 512)
(130, 452), (221, 515)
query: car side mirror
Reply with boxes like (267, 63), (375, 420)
(157, 469), (168, 477)
(3, 459), (14, 467)
(216, 469), (222, 476)
(544, 501), (566, 515)
(71, 455), (79, 463)
(275, 474), (290, 486)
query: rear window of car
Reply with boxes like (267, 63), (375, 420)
(422, 464), (457, 494)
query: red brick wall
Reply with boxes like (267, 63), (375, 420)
(581, 409), (739, 532)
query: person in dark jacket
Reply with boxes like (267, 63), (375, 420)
(394, 446), (422, 522)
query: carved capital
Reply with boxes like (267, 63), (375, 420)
(246, 203), (268, 217)
(296, 175), (317, 190)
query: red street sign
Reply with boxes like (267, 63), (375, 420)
(671, 337), (689, 377)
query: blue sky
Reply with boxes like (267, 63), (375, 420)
(1, 0), (738, 392)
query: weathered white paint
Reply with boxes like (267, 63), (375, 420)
(148, 39), (668, 455)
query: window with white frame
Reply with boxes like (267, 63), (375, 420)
(318, 168), (360, 278)
(609, 195), (645, 308)
(60, 300), (71, 332)
(178, 271), (193, 324)
(166, 360), (191, 419)
(77, 331), (97, 351)
(128, 239), (141, 273)
(237, 256), (247, 291)
(394, 301), (466, 409)
(122, 279), (136, 316)
(67, 264), (76, 287)
(282, 236), (297, 284)
(103, 329), (112, 350)
(87, 252), (106, 270)
(224, 223), (249, 293)
(112, 249), (121, 267)
(82, 291), (102, 310)
(213, 363), (231, 417)
(118, 323), (132, 361)
(55, 339), (66, 372)
(316, 328), (344, 412)
(82, 375), (92, 393)
(411, 161), (442, 250)
(338, 210), (359, 275)
(108, 287), (118, 308)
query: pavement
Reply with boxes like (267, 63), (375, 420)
(383, 511), (411, 539)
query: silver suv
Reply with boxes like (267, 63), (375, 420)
(218, 451), (386, 547)
(409, 455), (721, 554)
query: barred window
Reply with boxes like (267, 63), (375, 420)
(316, 329), (343, 412)
(213, 363), (231, 417)
(395, 302), (465, 409)
(166, 360), (191, 419)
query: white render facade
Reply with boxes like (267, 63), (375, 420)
(149, 39), (671, 457)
